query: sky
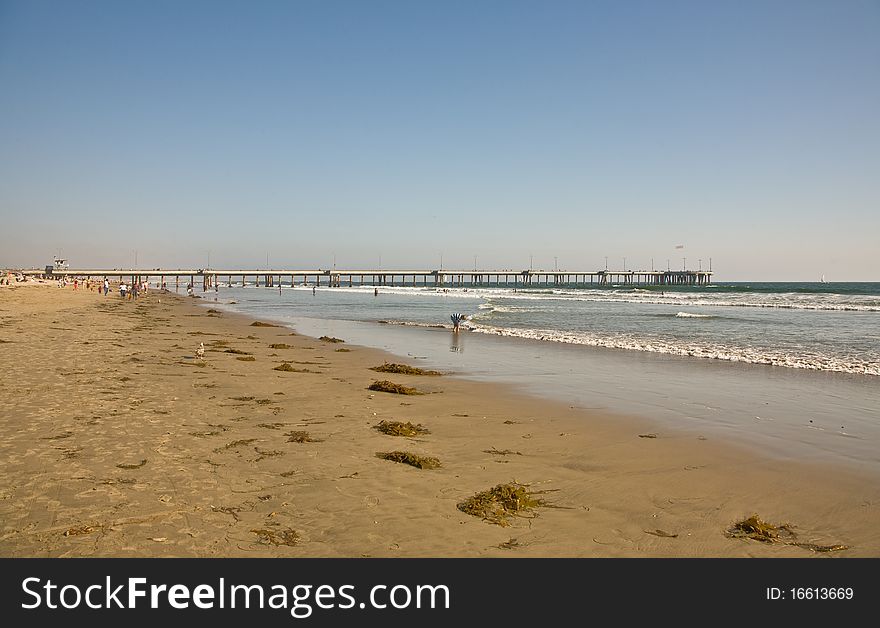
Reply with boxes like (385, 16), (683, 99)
(1, 0), (878, 280)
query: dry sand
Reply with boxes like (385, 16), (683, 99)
(1, 283), (878, 557)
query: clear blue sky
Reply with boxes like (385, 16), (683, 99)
(1, 0), (877, 280)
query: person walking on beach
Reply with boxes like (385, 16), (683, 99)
(119, 282), (127, 298)
(374, 287), (378, 297)
(103, 278), (109, 296)
(312, 286), (316, 296)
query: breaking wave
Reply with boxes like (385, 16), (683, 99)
(467, 324), (880, 376)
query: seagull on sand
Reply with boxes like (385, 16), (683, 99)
(196, 342), (205, 359)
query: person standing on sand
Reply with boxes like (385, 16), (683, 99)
(119, 282), (127, 298)
(374, 287), (378, 296)
(312, 286), (316, 296)
(103, 279), (109, 295)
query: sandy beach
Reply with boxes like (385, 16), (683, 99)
(1, 282), (878, 557)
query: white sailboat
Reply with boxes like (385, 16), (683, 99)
(819, 274), (827, 283)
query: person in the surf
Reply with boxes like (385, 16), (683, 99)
(451, 312), (466, 332)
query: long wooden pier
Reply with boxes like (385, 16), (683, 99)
(21, 267), (713, 289)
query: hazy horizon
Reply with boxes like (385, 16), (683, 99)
(2, 1), (878, 282)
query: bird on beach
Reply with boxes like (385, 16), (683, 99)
(196, 342), (205, 359)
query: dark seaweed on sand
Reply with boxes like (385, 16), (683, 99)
(251, 527), (299, 546)
(373, 420), (430, 437)
(458, 482), (546, 526)
(376, 451), (441, 469)
(368, 380), (424, 395)
(369, 362), (441, 376)
(286, 430), (322, 443)
(727, 514), (795, 543)
(274, 363), (313, 372)
(726, 514), (849, 553)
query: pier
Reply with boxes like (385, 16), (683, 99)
(22, 267), (713, 289)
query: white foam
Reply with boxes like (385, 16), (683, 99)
(467, 324), (880, 376)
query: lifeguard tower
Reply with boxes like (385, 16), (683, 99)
(45, 257), (69, 275)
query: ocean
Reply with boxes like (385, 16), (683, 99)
(203, 281), (880, 473)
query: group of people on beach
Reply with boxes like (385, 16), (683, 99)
(119, 280), (149, 299)
(82, 278), (147, 299)
(1, 272), (25, 285)
(51, 276), (163, 300)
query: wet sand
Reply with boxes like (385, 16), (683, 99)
(1, 283), (878, 556)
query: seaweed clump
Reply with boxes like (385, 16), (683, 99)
(64, 525), (100, 537)
(727, 515), (795, 543)
(250, 321), (279, 327)
(319, 336), (344, 343)
(286, 430), (322, 443)
(251, 527), (299, 546)
(368, 380), (424, 395)
(274, 363), (312, 372)
(269, 343), (291, 349)
(369, 363), (441, 376)
(726, 514), (849, 553)
(376, 451), (441, 470)
(457, 482), (545, 526)
(373, 420), (430, 437)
